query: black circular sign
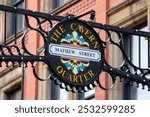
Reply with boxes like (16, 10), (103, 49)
(47, 19), (104, 90)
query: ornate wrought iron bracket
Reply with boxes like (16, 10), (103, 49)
(0, 5), (150, 93)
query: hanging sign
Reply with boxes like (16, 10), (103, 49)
(47, 19), (104, 91)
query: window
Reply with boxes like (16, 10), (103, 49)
(12, 0), (25, 33)
(124, 23), (150, 100)
(40, 0), (70, 13)
(51, 78), (78, 100)
(51, 83), (70, 100)
(53, 0), (69, 9)
(5, 86), (21, 100)
(6, 0), (25, 38)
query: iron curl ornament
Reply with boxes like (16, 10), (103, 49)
(0, 5), (150, 93)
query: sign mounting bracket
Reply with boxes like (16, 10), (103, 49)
(0, 5), (149, 93)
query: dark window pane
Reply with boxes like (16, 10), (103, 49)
(6, 0), (24, 38)
(53, 0), (69, 8)
(5, 87), (21, 100)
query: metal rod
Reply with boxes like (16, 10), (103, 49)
(74, 10), (95, 19)
(21, 61), (25, 100)
(0, 55), (46, 62)
(0, 5), (150, 38)
(0, 4), (149, 91)
(14, 13), (17, 44)
(103, 65), (150, 86)
(88, 21), (150, 38)
(130, 35), (132, 61)
(148, 38), (150, 67)
(139, 36), (141, 68)
(4, 11), (6, 45)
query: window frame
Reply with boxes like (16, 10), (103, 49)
(53, 0), (71, 9)
(123, 22), (150, 100)
(13, 0), (24, 7)
(12, 0), (25, 33)
(5, 0), (25, 39)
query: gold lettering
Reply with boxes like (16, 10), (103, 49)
(88, 70), (94, 78)
(70, 23), (77, 30)
(78, 75), (83, 83)
(53, 29), (61, 38)
(84, 73), (89, 81)
(73, 75), (78, 83)
(89, 35), (95, 42)
(59, 25), (66, 33)
(78, 25), (85, 33)
(92, 41), (99, 49)
(50, 36), (57, 42)
(84, 29), (90, 37)
(56, 66), (63, 74)
(68, 74), (72, 82)
(62, 70), (68, 78)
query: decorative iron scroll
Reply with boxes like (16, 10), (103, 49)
(0, 5), (150, 93)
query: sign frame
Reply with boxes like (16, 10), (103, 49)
(46, 19), (104, 91)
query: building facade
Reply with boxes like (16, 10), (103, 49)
(0, 0), (149, 100)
